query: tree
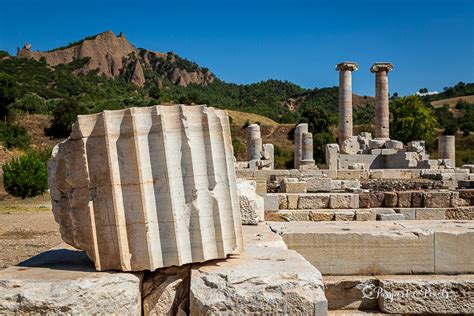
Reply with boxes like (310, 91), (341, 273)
(0, 73), (20, 118)
(390, 96), (437, 145)
(419, 88), (428, 94)
(45, 98), (88, 138)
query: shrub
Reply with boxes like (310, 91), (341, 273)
(45, 98), (87, 138)
(0, 123), (31, 149)
(13, 93), (48, 114)
(3, 151), (48, 198)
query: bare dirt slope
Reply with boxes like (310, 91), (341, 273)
(431, 95), (474, 108)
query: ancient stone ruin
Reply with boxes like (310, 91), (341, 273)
(48, 105), (243, 271)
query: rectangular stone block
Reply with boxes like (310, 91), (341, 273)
(411, 191), (424, 207)
(306, 177), (332, 192)
(271, 221), (435, 275)
(324, 276), (378, 311)
(358, 192), (371, 208)
(280, 178), (307, 193)
(287, 194), (299, 209)
(395, 208), (415, 220)
(445, 207), (474, 220)
(278, 194), (287, 209)
(0, 245), (143, 315)
(383, 192), (398, 207)
(264, 194), (280, 211)
(415, 208), (446, 220)
(310, 210), (335, 221)
(265, 210), (310, 222)
(329, 193), (358, 209)
(369, 192), (385, 207)
(435, 227), (474, 274)
(355, 210), (376, 221)
(397, 191), (412, 207)
(378, 213), (405, 221)
(334, 210), (355, 221)
(298, 194), (330, 209)
(424, 192), (451, 208)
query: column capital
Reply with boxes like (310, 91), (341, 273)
(336, 62), (358, 72)
(370, 62), (393, 73)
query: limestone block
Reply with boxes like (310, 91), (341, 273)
(397, 191), (412, 207)
(445, 207), (474, 220)
(190, 224), (328, 315)
(280, 177), (307, 193)
(298, 194), (330, 209)
(415, 208), (445, 220)
(287, 194), (299, 209)
(435, 227), (474, 274)
(278, 194), (288, 209)
(424, 192), (451, 208)
(264, 194), (279, 211)
(306, 177), (332, 192)
(0, 246), (142, 315)
(378, 213), (405, 221)
(334, 210), (355, 221)
(324, 276), (378, 310)
(355, 210), (376, 221)
(378, 275), (474, 314)
(265, 210), (310, 222)
(395, 208), (415, 220)
(341, 180), (360, 190)
(385, 139), (403, 149)
(142, 266), (190, 315)
(341, 137), (360, 155)
(48, 105), (243, 271)
(326, 143), (339, 170)
(358, 193), (371, 208)
(369, 139), (385, 149)
(310, 210), (335, 221)
(411, 191), (424, 207)
(383, 192), (398, 207)
(272, 221), (435, 275)
(236, 179), (264, 225)
(369, 192), (385, 207)
(329, 193), (358, 209)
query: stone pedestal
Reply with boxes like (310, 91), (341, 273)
(336, 62), (358, 145)
(294, 123), (309, 169)
(246, 124), (262, 161)
(370, 63), (393, 139)
(438, 135), (455, 165)
(262, 143), (274, 169)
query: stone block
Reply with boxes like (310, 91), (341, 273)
(378, 275), (474, 314)
(237, 179), (264, 225)
(411, 191), (424, 207)
(445, 207), (474, 220)
(272, 221), (435, 275)
(383, 192), (398, 207)
(265, 210), (310, 222)
(369, 139), (385, 149)
(287, 194), (299, 209)
(280, 178), (307, 193)
(378, 213), (405, 221)
(278, 194), (288, 209)
(264, 194), (280, 211)
(340, 180), (360, 190)
(326, 143), (339, 170)
(385, 139), (403, 149)
(329, 193), (358, 209)
(48, 105), (243, 271)
(395, 208), (415, 220)
(397, 191), (412, 207)
(424, 192), (451, 208)
(374, 208), (395, 216)
(190, 224), (328, 315)
(324, 276), (378, 311)
(334, 210), (355, 221)
(310, 210), (335, 221)
(0, 246), (143, 315)
(435, 226), (474, 274)
(355, 210), (376, 221)
(369, 192), (385, 207)
(415, 208), (446, 220)
(298, 194), (330, 209)
(306, 177), (332, 192)
(341, 137), (360, 155)
(358, 192), (371, 208)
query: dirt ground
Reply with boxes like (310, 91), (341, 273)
(0, 194), (61, 270)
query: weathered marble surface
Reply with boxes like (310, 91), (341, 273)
(48, 105), (243, 271)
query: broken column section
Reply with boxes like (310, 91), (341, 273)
(48, 104), (244, 272)
(246, 124), (262, 161)
(336, 62), (358, 145)
(438, 135), (456, 166)
(370, 62), (393, 139)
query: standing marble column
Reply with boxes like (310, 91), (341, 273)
(370, 62), (393, 139)
(438, 135), (455, 165)
(246, 124), (262, 161)
(336, 62), (358, 145)
(294, 123), (308, 169)
(300, 132), (315, 167)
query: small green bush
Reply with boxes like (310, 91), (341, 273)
(3, 151), (48, 198)
(0, 123), (31, 149)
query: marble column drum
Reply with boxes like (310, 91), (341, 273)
(438, 135), (456, 164)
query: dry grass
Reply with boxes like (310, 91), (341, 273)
(431, 95), (474, 108)
(227, 110), (279, 127)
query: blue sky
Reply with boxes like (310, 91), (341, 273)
(1, 0), (473, 96)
